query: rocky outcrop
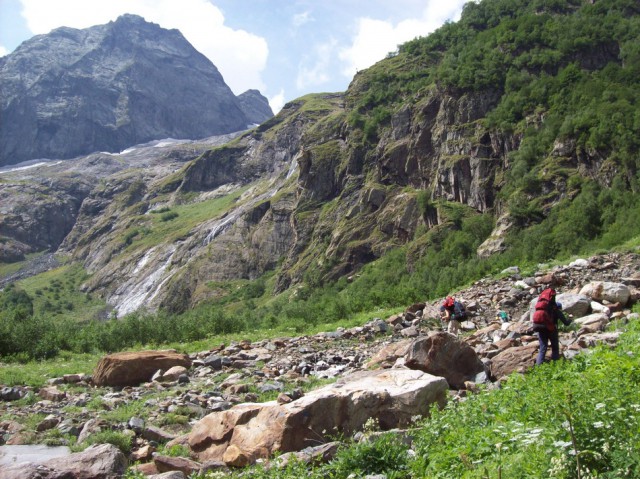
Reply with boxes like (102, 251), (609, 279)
(187, 369), (448, 465)
(92, 350), (191, 387)
(0, 133), (239, 264)
(1, 443), (127, 479)
(236, 89), (274, 125)
(0, 177), (93, 261)
(0, 14), (269, 166)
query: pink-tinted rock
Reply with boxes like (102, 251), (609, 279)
(404, 332), (486, 389)
(188, 369), (447, 465)
(489, 343), (539, 379)
(154, 454), (202, 475)
(92, 350), (191, 387)
(2, 443), (127, 479)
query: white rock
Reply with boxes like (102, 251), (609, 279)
(514, 280), (530, 290)
(569, 258), (590, 268)
(575, 313), (610, 331)
(590, 301), (611, 316)
(579, 282), (631, 305)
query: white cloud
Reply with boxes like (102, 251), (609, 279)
(268, 89), (286, 114)
(292, 11), (312, 28)
(339, 0), (467, 78)
(296, 39), (337, 90)
(18, 0), (268, 95)
(0, 45), (8, 57)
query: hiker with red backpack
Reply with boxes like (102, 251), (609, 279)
(440, 296), (466, 336)
(532, 288), (571, 365)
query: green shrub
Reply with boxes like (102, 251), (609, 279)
(77, 430), (133, 455)
(160, 211), (179, 222)
(160, 444), (191, 457)
(327, 433), (410, 478)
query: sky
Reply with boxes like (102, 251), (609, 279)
(0, 0), (469, 112)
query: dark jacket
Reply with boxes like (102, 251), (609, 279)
(440, 300), (466, 321)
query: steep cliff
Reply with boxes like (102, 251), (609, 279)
(0, 14), (271, 166)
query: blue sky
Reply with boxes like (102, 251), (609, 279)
(0, 0), (468, 112)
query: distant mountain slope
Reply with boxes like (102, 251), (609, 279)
(0, 14), (273, 166)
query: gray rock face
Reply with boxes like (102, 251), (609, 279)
(1, 443), (127, 479)
(237, 89), (274, 125)
(0, 177), (92, 260)
(0, 14), (271, 166)
(0, 132), (240, 263)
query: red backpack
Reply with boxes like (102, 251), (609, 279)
(532, 288), (556, 331)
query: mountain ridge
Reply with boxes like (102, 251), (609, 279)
(0, 14), (273, 166)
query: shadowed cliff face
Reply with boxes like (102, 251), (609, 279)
(0, 14), (272, 167)
(0, 134), (241, 263)
(44, 89), (515, 314)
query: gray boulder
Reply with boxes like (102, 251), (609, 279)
(556, 293), (592, 319)
(579, 282), (631, 306)
(1, 443), (127, 479)
(404, 332), (486, 389)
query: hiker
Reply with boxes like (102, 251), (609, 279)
(440, 296), (466, 336)
(532, 288), (571, 365)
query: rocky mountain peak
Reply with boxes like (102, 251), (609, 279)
(0, 15), (273, 166)
(237, 89), (275, 125)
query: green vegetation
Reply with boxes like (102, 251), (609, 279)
(348, 0), (640, 242)
(0, 352), (98, 387)
(15, 262), (105, 321)
(409, 326), (640, 478)
(74, 430), (133, 454)
(117, 186), (249, 254)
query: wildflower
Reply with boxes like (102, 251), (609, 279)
(552, 440), (572, 448)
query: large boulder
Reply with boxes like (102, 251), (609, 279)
(188, 369), (448, 465)
(366, 339), (412, 369)
(555, 293), (592, 319)
(1, 443), (127, 479)
(489, 343), (539, 379)
(92, 350), (191, 387)
(579, 282), (631, 306)
(404, 332), (486, 389)
(574, 313), (610, 331)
